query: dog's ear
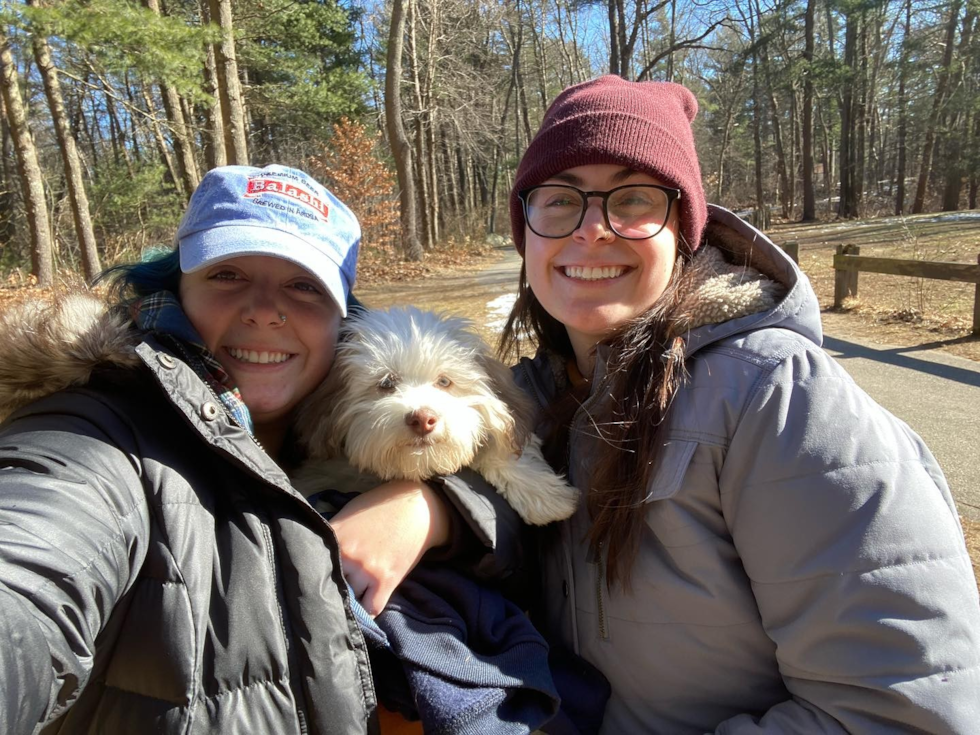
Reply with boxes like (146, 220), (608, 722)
(294, 359), (349, 459)
(474, 349), (535, 455)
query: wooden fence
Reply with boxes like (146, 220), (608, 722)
(832, 244), (980, 335)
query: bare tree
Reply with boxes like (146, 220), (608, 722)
(838, 8), (862, 218)
(894, 0), (911, 215)
(386, 0), (423, 260)
(940, 3), (977, 211)
(144, 0), (200, 198)
(199, 0), (226, 170)
(28, 0), (100, 280)
(0, 25), (54, 286)
(208, 0), (248, 165)
(912, 0), (961, 213)
(801, 0), (816, 221)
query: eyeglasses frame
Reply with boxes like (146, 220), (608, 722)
(518, 183), (682, 241)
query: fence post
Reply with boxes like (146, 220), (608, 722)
(782, 241), (799, 264)
(974, 254), (980, 335)
(833, 244), (860, 308)
(847, 245), (860, 298)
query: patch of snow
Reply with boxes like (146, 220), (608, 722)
(485, 293), (518, 332)
(922, 212), (980, 223)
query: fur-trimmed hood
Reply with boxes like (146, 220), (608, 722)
(0, 292), (140, 421)
(681, 204), (821, 356)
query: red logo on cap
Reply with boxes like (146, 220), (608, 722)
(245, 178), (330, 219)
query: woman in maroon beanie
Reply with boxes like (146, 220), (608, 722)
(501, 75), (980, 734)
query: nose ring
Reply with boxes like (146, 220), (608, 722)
(279, 313), (287, 324)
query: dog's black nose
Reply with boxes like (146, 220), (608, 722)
(407, 409), (439, 436)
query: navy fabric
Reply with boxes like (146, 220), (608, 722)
(312, 489), (609, 734)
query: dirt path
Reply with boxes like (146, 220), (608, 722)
(356, 246), (521, 347)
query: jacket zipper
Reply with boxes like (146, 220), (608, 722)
(260, 521), (313, 731)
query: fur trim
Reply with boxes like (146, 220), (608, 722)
(671, 245), (783, 336)
(0, 291), (140, 420)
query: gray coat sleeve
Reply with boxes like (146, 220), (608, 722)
(0, 402), (151, 733)
(715, 345), (980, 734)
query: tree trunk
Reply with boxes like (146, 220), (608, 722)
(141, 83), (181, 192)
(208, 0), (248, 165)
(801, 0), (816, 221)
(817, 97), (833, 212)
(608, 0), (621, 76)
(159, 83), (198, 194)
(940, 5), (976, 211)
(406, 1), (431, 250)
(0, 95), (18, 246)
(895, 0), (911, 215)
(970, 114), (980, 209)
(912, 0), (961, 213)
(0, 27), (54, 286)
(386, 0), (422, 261)
(838, 11), (859, 218)
(200, 0), (226, 169)
(752, 46), (766, 226)
(28, 1), (101, 280)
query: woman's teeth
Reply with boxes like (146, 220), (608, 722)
(563, 265), (626, 280)
(228, 347), (291, 364)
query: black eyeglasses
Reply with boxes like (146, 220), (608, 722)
(518, 184), (681, 240)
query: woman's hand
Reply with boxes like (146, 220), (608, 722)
(329, 480), (451, 616)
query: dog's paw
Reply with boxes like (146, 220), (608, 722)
(475, 434), (580, 525)
(507, 470), (579, 525)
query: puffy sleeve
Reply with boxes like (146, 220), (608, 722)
(714, 344), (980, 733)
(0, 395), (151, 733)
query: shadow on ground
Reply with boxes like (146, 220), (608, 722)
(823, 336), (980, 388)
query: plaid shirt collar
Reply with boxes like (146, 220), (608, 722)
(133, 292), (254, 435)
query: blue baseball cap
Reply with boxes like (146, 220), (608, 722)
(177, 165), (360, 317)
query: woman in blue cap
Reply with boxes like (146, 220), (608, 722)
(0, 165), (511, 733)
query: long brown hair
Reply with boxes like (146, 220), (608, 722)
(499, 249), (694, 590)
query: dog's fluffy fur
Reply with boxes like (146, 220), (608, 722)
(295, 306), (579, 525)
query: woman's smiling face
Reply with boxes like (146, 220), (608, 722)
(179, 255), (341, 430)
(523, 164), (680, 363)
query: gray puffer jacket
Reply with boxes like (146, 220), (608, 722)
(515, 206), (980, 734)
(0, 332), (520, 734)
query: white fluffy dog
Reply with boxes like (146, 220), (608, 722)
(294, 306), (579, 525)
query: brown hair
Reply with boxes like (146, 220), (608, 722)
(499, 252), (693, 590)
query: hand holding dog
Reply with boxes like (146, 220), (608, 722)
(330, 479), (451, 616)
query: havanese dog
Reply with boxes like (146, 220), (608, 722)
(293, 306), (579, 525)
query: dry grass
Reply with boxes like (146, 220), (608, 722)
(770, 210), (980, 362)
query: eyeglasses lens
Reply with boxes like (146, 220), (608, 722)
(525, 186), (670, 238)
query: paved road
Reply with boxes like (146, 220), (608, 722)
(359, 246), (980, 521)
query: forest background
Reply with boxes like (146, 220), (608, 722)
(0, 0), (977, 287)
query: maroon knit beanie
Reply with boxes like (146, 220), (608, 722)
(510, 75), (707, 255)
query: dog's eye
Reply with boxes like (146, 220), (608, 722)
(435, 375), (453, 389)
(378, 374), (398, 392)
